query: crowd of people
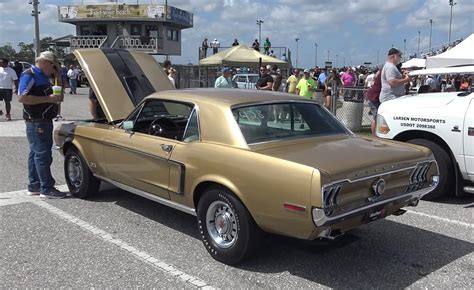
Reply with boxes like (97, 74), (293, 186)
(200, 36), (284, 60)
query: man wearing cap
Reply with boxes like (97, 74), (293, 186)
(296, 69), (316, 99)
(17, 51), (67, 199)
(0, 58), (18, 120)
(380, 48), (411, 103)
(214, 68), (234, 88)
(210, 38), (220, 54)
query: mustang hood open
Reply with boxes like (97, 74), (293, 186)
(74, 48), (175, 122)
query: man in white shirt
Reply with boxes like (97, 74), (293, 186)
(424, 75), (437, 92)
(210, 38), (220, 54)
(0, 58), (19, 120)
(67, 65), (79, 94)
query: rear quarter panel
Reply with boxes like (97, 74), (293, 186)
(169, 142), (317, 239)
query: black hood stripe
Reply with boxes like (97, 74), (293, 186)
(101, 49), (155, 106)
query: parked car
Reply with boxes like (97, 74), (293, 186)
(232, 73), (259, 89)
(54, 48), (439, 265)
(376, 67), (474, 200)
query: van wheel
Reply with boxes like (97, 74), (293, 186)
(197, 186), (263, 265)
(64, 148), (100, 198)
(408, 139), (453, 200)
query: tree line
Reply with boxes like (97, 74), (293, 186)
(0, 37), (67, 63)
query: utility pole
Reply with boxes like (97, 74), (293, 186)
(417, 31), (421, 55)
(30, 0), (41, 57)
(376, 49), (379, 66)
(429, 19), (433, 52)
(448, 0), (456, 44)
(256, 20), (263, 46)
(295, 38), (300, 68)
(314, 42), (318, 67)
(403, 38), (406, 57)
(327, 49), (330, 62)
(335, 54), (338, 68)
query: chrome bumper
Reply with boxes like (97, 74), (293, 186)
(312, 184), (436, 228)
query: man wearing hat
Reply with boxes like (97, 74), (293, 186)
(296, 69), (316, 99)
(379, 48), (411, 103)
(0, 58), (18, 120)
(214, 68), (234, 88)
(17, 51), (67, 199)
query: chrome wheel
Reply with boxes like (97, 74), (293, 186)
(206, 200), (238, 248)
(67, 155), (83, 189)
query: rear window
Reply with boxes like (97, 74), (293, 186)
(232, 102), (348, 144)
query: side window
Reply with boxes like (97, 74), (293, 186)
(182, 109), (200, 143)
(129, 99), (193, 141)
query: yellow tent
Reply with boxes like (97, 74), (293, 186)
(199, 44), (289, 67)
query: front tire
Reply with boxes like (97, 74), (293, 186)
(64, 148), (100, 198)
(408, 139), (453, 200)
(197, 186), (263, 265)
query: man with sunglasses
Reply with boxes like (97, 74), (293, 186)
(17, 51), (67, 199)
(256, 66), (273, 90)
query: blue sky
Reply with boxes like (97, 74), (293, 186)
(0, 0), (473, 68)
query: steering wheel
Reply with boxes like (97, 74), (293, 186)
(148, 117), (180, 139)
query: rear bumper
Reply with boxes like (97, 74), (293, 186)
(312, 183), (436, 228)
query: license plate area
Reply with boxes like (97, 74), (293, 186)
(365, 206), (386, 222)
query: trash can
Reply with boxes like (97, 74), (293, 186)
(339, 100), (364, 132)
(313, 89), (324, 105)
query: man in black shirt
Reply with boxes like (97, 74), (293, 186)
(256, 66), (273, 90)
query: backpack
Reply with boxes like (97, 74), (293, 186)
(367, 71), (382, 103)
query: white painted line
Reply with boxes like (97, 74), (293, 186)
(0, 187), (213, 289)
(405, 209), (473, 228)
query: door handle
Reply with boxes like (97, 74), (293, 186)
(161, 144), (173, 152)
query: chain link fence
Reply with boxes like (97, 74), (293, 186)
(170, 67), (372, 132)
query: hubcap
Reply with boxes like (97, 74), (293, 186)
(67, 155), (83, 189)
(206, 200), (238, 248)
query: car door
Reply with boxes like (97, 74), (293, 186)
(464, 97), (474, 177)
(104, 99), (192, 199)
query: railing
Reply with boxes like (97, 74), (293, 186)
(70, 35), (108, 49)
(110, 35), (163, 51)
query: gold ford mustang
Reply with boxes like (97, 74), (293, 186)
(54, 49), (439, 265)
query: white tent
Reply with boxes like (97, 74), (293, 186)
(401, 58), (426, 69)
(409, 65), (474, 76)
(425, 34), (474, 69)
(199, 44), (289, 67)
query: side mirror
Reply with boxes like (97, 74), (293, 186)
(122, 120), (134, 131)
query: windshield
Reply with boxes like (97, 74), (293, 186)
(232, 102), (349, 144)
(248, 76), (259, 83)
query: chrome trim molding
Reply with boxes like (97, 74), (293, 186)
(312, 183), (437, 227)
(97, 175), (196, 216)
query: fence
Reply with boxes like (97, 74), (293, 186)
(170, 66), (371, 132)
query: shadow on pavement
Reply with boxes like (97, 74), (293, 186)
(89, 186), (473, 288)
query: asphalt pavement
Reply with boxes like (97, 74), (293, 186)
(0, 87), (473, 288)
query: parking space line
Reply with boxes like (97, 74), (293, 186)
(3, 189), (214, 289)
(405, 209), (473, 228)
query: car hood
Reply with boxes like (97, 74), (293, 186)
(74, 48), (174, 122)
(381, 92), (459, 111)
(254, 135), (431, 181)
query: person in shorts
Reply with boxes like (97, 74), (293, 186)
(0, 58), (19, 120)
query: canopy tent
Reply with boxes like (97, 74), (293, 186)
(401, 58), (426, 69)
(425, 33), (474, 69)
(409, 65), (474, 76)
(199, 44), (289, 67)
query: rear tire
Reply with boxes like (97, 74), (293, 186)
(197, 186), (263, 265)
(64, 148), (100, 198)
(408, 139), (453, 200)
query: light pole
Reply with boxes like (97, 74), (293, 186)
(256, 20), (263, 47)
(376, 49), (379, 65)
(403, 38), (406, 57)
(448, 0), (457, 44)
(314, 43), (318, 67)
(429, 19), (433, 52)
(295, 38), (300, 68)
(29, 0), (41, 57)
(417, 31), (421, 55)
(335, 54), (338, 68)
(327, 50), (330, 62)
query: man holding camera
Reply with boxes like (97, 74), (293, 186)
(17, 51), (67, 199)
